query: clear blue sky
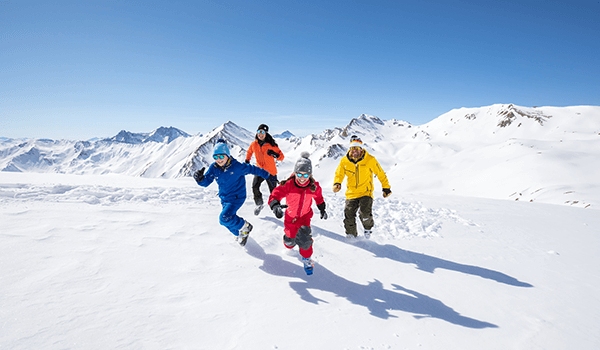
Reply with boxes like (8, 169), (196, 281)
(2, 0), (599, 140)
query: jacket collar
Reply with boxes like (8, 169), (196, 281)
(216, 157), (233, 171)
(347, 150), (366, 164)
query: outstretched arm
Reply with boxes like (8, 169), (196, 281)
(194, 166), (214, 187)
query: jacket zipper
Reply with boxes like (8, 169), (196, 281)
(257, 144), (264, 165)
(293, 186), (306, 223)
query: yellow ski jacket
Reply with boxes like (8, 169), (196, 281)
(333, 150), (390, 199)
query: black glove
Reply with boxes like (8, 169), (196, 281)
(244, 159), (250, 164)
(267, 149), (280, 158)
(317, 202), (327, 220)
(383, 188), (392, 198)
(193, 167), (205, 183)
(269, 200), (286, 219)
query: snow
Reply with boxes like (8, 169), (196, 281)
(2, 104), (600, 349)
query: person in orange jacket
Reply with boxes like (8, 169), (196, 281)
(245, 124), (284, 215)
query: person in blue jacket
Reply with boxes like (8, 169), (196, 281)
(194, 139), (272, 246)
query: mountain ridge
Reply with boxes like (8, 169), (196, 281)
(1, 104), (599, 208)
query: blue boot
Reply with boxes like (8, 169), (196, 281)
(302, 257), (314, 275)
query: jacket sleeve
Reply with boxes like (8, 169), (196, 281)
(245, 142), (255, 162)
(197, 165), (216, 187)
(333, 158), (347, 185)
(313, 182), (325, 206)
(268, 182), (286, 205)
(273, 145), (284, 161)
(244, 162), (271, 179)
(372, 157), (391, 189)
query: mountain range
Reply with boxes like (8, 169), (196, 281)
(1, 104), (599, 208)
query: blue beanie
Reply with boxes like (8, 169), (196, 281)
(213, 139), (230, 156)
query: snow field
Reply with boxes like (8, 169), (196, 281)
(2, 173), (600, 349)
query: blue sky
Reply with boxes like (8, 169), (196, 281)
(2, 0), (599, 140)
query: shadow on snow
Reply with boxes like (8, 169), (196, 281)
(245, 218), (499, 328)
(314, 226), (533, 288)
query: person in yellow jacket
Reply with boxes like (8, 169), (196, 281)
(245, 124), (285, 215)
(333, 135), (391, 238)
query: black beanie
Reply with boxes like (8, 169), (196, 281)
(258, 124), (269, 132)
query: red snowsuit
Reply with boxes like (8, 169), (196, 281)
(268, 175), (325, 258)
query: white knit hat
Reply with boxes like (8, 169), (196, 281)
(349, 135), (364, 149)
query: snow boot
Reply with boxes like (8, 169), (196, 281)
(364, 229), (372, 239)
(302, 257), (314, 275)
(238, 221), (253, 246)
(254, 204), (264, 216)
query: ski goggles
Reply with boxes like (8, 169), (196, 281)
(350, 147), (362, 151)
(213, 154), (227, 160)
(257, 130), (266, 134)
(296, 173), (310, 178)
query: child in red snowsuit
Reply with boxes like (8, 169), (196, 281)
(268, 152), (327, 275)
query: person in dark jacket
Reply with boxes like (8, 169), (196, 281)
(194, 139), (273, 246)
(268, 152), (327, 275)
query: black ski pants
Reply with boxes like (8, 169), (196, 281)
(252, 175), (277, 206)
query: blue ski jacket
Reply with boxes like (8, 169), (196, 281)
(197, 157), (271, 202)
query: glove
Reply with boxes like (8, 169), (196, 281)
(269, 200), (285, 219)
(193, 167), (205, 183)
(267, 149), (280, 158)
(333, 183), (341, 193)
(320, 210), (328, 220)
(317, 202), (327, 220)
(383, 188), (392, 198)
(244, 159), (250, 164)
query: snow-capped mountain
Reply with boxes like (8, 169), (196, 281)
(273, 130), (295, 139)
(176, 121), (255, 178)
(104, 126), (191, 144)
(1, 104), (599, 208)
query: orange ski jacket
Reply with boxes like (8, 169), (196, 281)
(246, 140), (284, 176)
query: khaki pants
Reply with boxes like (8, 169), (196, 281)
(344, 196), (374, 237)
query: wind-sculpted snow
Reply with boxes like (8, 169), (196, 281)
(0, 181), (217, 206)
(0, 179), (475, 239)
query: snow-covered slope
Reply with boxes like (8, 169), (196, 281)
(1, 172), (599, 349)
(386, 104), (600, 208)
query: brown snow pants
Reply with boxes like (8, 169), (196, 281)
(343, 196), (374, 237)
